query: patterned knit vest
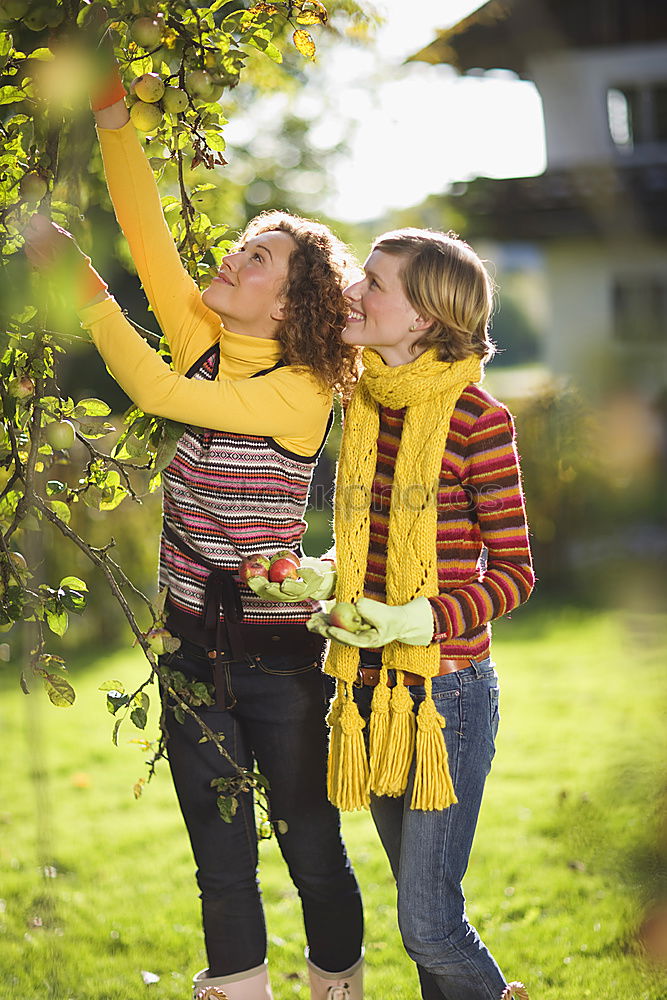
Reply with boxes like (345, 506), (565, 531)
(160, 345), (332, 632)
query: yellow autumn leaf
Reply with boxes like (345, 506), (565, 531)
(297, 0), (328, 25)
(293, 29), (316, 60)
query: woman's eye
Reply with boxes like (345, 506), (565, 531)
(252, 252), (263, 262)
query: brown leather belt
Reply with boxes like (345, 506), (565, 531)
(357, 658), (471, 688)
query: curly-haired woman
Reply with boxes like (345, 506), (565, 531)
(261, 228), (534, 1000)
(24, 80), (364, 1000)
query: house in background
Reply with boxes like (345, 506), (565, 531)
(412, 0), (667, 399)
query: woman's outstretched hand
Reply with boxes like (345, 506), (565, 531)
(23, 214), (108, 308)
(307, 596), (436, 648)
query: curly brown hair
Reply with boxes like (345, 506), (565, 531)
(239, 211), (361, 400)
(372, 228), (497, 364)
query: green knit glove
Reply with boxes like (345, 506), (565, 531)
(307, 596), (435, 648)
(246, 557), (336, 603)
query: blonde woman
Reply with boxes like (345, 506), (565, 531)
(263, 229), (534, 1000)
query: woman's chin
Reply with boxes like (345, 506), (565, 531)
(342, 324), (364, 346)
(201, 286), (226, 318)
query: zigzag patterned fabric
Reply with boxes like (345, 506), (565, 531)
(160, 345), (322, 627)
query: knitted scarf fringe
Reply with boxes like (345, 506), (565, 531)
(326, 680), (369, 811)
(411, 677), (458, 810)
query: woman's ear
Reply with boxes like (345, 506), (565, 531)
(410, 315), (432, 333)
(270, 294), (286, 323)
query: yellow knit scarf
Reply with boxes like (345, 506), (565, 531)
(325, 347), (482, 811)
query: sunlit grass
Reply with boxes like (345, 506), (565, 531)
(1, 605), (666, 999)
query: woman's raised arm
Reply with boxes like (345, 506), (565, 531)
(92, 93), (220, 374)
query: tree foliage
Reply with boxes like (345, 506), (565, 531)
(0, 0), (359, 822)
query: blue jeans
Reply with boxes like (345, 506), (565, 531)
(355, 658), (506, 1000)
(161, 638), (363, 977)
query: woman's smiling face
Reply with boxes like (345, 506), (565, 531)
(342, 249), (428, 366)
(202, 230), (295, 339)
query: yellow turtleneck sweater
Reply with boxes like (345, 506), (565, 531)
(78, 121), (331, 456)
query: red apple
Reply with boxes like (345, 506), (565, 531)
(8, 375), (35, 400)
(239, 555), (270, 585)
(328, 601), (364, 633)
(268, 558), (299, 583)
(270, 549), (300, 567)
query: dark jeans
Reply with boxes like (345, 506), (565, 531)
(355, 658), (505, 1000)
(160, 638), (363, 977)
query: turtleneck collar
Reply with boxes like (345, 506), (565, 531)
(219, 327), (282, 377)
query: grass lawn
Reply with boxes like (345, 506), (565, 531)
(1, 604), (666, 999)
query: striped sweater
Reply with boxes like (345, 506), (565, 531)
(365, 384), (534, 660)
(160, 344), (330, 632)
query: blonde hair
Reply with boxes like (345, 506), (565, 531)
(371, 228), (496, 363)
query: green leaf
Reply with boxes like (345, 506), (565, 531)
(59, 588), (87, 615)
(49, 500), (71, 525)
(153, 434), (181, 474)
(0, 86), (25, 106)
(60, 576), (87, 592)
(27, 48), (55, 62)
(45, 608), (68, 637)
(43, 673), (76, 707)
(73, 398), (112, 417)
(99, 680), (125, 693)
(76, 419), (115, 439)
(106, 690), (130, 715)
(130, 706), (148, 729)
(217, 795), (238, 823)
(112, 718), (122, 746)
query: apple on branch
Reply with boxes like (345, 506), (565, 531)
(145, 626), (180, 656)
(45, 419), (76, 451)
(130, 72), (165, 104)
(130, 101), (164, 132)
(129, 15), (164, 49)
(8, 375), (35, 400)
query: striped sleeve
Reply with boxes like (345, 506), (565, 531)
(429, 403), (534, 641)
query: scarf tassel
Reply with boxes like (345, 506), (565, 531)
(374, 678), (416, 797)
(368, 672), (391, 791)
(410, 685), (458, 811)
(327, 680), (369, 811)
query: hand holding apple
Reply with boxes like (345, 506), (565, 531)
(306, 599), (380, 646)
(246, 555), (337, 603)
(238, 554), (270, 585)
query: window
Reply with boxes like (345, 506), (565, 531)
(607, 83), (667, 152)
(613, 276), (667, 343)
